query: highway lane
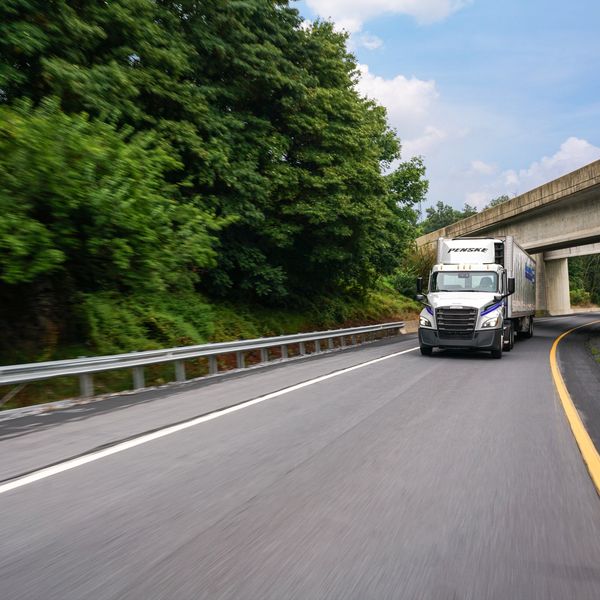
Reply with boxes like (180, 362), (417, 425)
(0, 334), (421, 482)
(2, 315), (600, 599)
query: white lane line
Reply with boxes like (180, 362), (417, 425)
(0, 346), (419, 495)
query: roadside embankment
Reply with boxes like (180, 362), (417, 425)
(1, 288), (420, 410)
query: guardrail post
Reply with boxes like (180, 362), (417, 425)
(209, 356), (218, 375)
(340, 336), (346, 348)
(299, 342), (306, 356)
(175, 360), (186, 382)
(260, 348), (268, 363)
(79, 373), (94, 398)
(281, 345), (288, 359)
(351, 335), (357, 345)
(236, 351), (245, 369)
(315, 340), (321, 354)
(328, 338), (334, 350)
(132, 367), (145, 390)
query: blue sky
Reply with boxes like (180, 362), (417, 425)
(294, 0), (600, 211)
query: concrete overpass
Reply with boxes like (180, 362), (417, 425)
(416, 159), (600, 315)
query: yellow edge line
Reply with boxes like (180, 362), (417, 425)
(550, 319), (600, 493)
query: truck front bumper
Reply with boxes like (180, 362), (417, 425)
(419, 327), (502, 350)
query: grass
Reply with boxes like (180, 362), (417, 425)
(585, 337), (600, 365)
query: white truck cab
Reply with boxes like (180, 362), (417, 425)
(418, 237), (535, 359)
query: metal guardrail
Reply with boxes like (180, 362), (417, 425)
(0, 322), (405, 399)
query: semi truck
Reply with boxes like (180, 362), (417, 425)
(417, 236), (536, 359)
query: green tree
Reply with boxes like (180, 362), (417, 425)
(386, 155), (429, 256)
(0, 100), (218, 291)
(175, 0), (311, 299)
(485, 194), (511, 209)
(462, 203), (478, 218)
(0, 0), (428, 358)
(268, 21), (412, 298)
(420, 201), (478, 234)
(1, 2), (426, 302)
(569, 255), (600, 305)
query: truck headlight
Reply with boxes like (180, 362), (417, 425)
(482, 315), (500, 328)
(420, 316), (432, 328)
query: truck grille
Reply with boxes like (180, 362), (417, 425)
(436, 307), (477, 340)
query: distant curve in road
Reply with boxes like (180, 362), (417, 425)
(2, 314), (600, 599)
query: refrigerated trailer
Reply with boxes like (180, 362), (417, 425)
(417, 236), (536, 359)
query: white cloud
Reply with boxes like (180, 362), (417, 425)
(354, 64), (520, 208)
(355, 64), (595, 214)
(403, 126), (448, 157)
(503, 137), (600, 193)
(466, 137), (600, 208)
(356, 64), (438, 131)
(356, 33), (384, 50)
(356, 64), (453, 160)
(464, 191), (492, 209)
(470, 159), (497, 176)
(305, 0), (472, 32)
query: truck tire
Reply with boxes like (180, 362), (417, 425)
(491, 333), (503, 359)
(504, 325), (514, 351)
(420, 345), (433, 356)
(518, 317), (534, 339)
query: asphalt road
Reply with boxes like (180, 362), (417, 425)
(2, 314), (600, 599)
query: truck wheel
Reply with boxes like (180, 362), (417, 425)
(420, 345), (433, 356)
(518, 317), (534, 339)
(491, 334), (503, 359)
(504, 326), (514, 351)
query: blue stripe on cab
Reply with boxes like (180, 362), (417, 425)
(481, 302), (502, 316)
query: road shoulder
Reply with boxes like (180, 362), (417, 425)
(554, 318), (600, 492)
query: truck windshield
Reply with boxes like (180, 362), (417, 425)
(432, 271), (498, 292)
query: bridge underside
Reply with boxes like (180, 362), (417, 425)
(417, 160), (600, 315)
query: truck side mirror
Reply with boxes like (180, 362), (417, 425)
(416, 294), (425, 303)
(507, 277), (515, 295)
(416, 277), (423, 294)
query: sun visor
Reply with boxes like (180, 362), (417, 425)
(438, 238), (497, 264)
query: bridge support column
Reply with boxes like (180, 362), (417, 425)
(534, 253), (547, 314)
(544, 257), (571, 315)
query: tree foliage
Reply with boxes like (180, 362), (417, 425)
(420, 201), (477, 234)
(0, 100), (218, 291)
(485, 194), (511, 209)
(0, 0), (428, 357)
(569, 255), (600, 305)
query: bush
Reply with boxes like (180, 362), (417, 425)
(570, 288), (592, 306)
(390, 243), (436, 296)
(77, 292), (214, 355)
(392, 269), (419, 298)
